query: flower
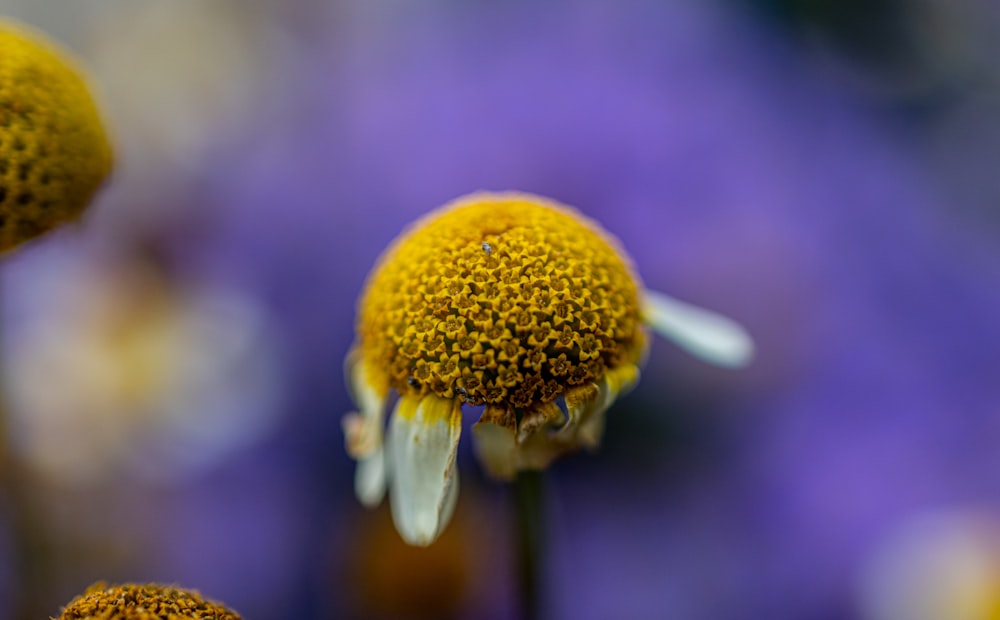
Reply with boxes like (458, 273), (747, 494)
(857, 510), (1000, 620)
(3, 254), (283, 483)
(57, 582), (241, 619)
(343, 191), (753, 545)
(0, 18), (112, 254)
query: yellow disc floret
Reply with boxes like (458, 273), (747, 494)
(355, 192), (646, 412)
(0, 19), (112, 253)
(58, 582), (241, 620)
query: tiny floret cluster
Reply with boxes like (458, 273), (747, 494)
(56, 582), (241, 620)
(0, 18), (112, 253)
(357, 193), (645, 418)
(344, 192), (754, 546)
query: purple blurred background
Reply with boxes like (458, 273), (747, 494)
(2, 0), (1000, 618)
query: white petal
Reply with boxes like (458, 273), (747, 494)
(642, 290), (754, 368)
(347, 354), (386, 420)
(344, 356), (389, 506)
(388, 394), (462, 546)
(354, 446), (386, 507)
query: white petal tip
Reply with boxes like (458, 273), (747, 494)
(642, 290), (755, 369)
(396, 516), (444, 546)
(354, 451), (387, 508)
(388, 395), (462, 546)
(393, 471), (459, 546)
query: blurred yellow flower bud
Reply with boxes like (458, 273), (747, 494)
(0, 18), (112, 253)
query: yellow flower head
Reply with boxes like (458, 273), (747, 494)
(344, 192), (753, 545)
(57, 582), (241, 620)
(0, 18), (112, 254)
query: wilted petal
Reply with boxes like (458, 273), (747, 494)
(388, 394), (463, 546)
(558, 383), (601, 441)
(517, 401), (564, 443)
(642, 290), (754, 368)
(517, 430), (570, 471)
(553, 365), (639, 450)
(343, 412), (378, 458)
(577, 381), (613, 449)
(472, 405), (518, 480)
(512, 401), (570, 472)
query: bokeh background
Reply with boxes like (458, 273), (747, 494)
(2, 0), (1000, 618)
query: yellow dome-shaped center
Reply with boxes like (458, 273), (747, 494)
(356, 192), (646, 411)
(58, 583), (241, 619)
(0, 19), (113, 253)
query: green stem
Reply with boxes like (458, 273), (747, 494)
(514, 470), (545, 620)
(0, 286), (52, 619)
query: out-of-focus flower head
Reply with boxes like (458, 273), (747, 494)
(2, 249), (284, 483)
(0, 17), (111, 254)
(78, 0), (290, 240)
(344, 191), (753, 545)
(857, 509), (1000, 620)
(56, 582), (241, 619)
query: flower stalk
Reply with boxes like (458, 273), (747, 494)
(514, 470), (545, 620)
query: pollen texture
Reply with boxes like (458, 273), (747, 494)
(356, 192), (645, 410)
(0, 19), (113, 253)
(57, 582), (241, 620)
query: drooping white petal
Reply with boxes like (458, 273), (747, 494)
(388, 394), (462, 546)
(344, 356), (389, 506)
(642, 290), (754, 368)
(354, 443), (386, 508)
(471, 406), (518, 480)
(347, 354), (386, 422)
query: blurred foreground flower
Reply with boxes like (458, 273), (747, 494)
(0, 17), (112, 254)
(56, 582), (240, 619)
(344, 192), (753, 545)
(3, 256), (283, 483)
(858, 509), (1000, 620)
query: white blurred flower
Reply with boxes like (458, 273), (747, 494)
(2, 255), (284, 483)
(858, 509), (1000, 620)
(66, 0), (299, 236)
(87, 0), (281, 170)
